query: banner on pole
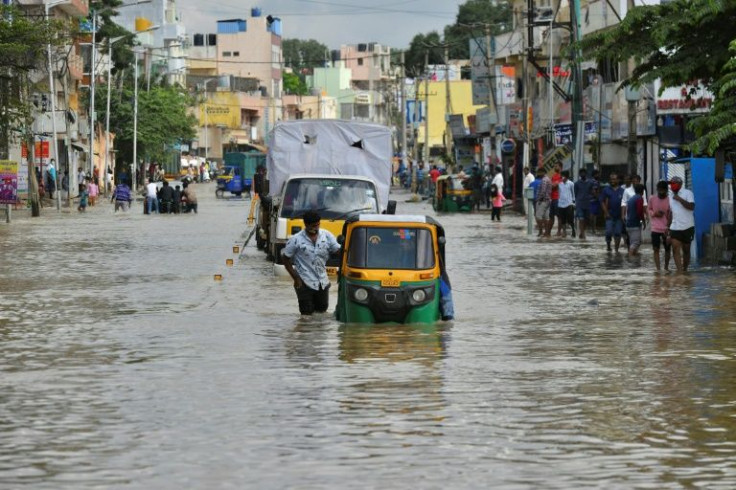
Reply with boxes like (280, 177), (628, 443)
(0, 160), (19, 204)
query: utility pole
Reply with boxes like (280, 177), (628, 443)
(45, 0), (61, 211)
(443, 44), (451, 166)
(400, 50), (407, 179)
(132, 48), (139, 194)
(89, 10), (96, 181)
(485, 24), (495, 170)
(424, 50), (430, 169)
(569, 0), (585, 179)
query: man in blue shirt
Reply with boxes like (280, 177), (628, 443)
(574, 169), (594, 239)
(282, 211), (342, 315)
(600, 172), (626, 252)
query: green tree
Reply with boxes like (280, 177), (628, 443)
(283, 70), (308, 96)
(90, 0), (136, 73)
(581, 0), (736, 154)
(102, 82), (196, 170)
(443, 0), (512, 60)
(0, 5), (69, 216)
(405, 32), (444, 77)
(282, 38), (329, 71)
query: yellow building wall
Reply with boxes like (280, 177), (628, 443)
(417, 80), (486, 150)
(199, 92), (241, 129)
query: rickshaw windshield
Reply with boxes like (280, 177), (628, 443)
(347, 227), (435, 270)
(281, 178), (379, 219)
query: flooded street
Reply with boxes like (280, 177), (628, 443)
(1, 184), (736, 488)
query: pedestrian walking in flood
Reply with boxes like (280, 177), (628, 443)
(281, 211), (341, 316)
(535, 168), (553, 237)
(589, 169), (602, 235)
(547, 163), (562, 236)
(77, 167), (86, 195)
(648, 180), (672, 271)
(172, 185), (182, 214)
(574, 168), (593, 239)
(557, 170), (576, 237)
(158, 180), (175, 214)
(668, 176), (695, 272)
(145, 179), (159, 214)
(601, 172), (625, 252)
(625, 184), (646, 256)
(77, 183), (88, 212)
(490, 183), (505, 221)
(87, 178), (99, 206)
(182, 181), (198, 213)
(111, 179), (133, 212)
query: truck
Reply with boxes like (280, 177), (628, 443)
(216, 151), (266, 198)
(256, 120), (396, 277)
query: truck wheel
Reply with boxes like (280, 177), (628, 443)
(215, 189), (224, 198)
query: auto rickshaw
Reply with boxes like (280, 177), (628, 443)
(433, 174), (473, 212)
(335, 214), (454, 324)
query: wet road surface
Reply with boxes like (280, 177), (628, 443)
(1, 185), (735, 488)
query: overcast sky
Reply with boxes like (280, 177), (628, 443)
(176, 0), (466, 49)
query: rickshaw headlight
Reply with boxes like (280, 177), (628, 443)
(354, 288), (369, 302)
(412, 289), (427, 303)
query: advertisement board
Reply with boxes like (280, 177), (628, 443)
(0, 160), (19, 204)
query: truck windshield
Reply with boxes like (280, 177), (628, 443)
(347, 227), (435, 270)
(280, 178), (378, 219)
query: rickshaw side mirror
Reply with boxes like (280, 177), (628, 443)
(438, 236), (446, 246)
(385, 200), (397, 215)
(337, 235), (345, 245)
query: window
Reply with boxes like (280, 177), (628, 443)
(280, 178), (378, 219)
(233, 51), (240, 57)
(347, 227), (435, 270)
(193, 34), (204, 47)
(357, 58), (363, 66)
(223, 51), (232, 57)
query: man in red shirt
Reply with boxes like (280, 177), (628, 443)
(428, 165), (440, 198)
(548, 163), (562, 236)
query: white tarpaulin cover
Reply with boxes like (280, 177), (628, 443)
(267, 120), (393, 209)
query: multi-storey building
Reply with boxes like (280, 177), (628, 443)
(186, 9), (284, 160)
(112, 0), (188, 87)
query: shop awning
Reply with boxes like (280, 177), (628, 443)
(239, 141), (267, 153)
(71, 142), (89, 152)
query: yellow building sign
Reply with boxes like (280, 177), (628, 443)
(199, 92), (241, 129)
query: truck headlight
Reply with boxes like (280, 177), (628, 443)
(354, 288), (369, 302)
(412, 289), (426, 303)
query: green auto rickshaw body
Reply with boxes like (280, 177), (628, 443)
(335, 214), (449, 324)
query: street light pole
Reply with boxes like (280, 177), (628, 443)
(45, 0), (68, 212)
(201, 78), (216, 163)
(89, 10), (97, 181)
(133, 47), (139, 193)
(104, 36), (125, 197)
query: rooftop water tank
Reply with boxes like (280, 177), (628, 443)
(251, 7), (261, 17)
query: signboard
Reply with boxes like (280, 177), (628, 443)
(495, 66), (516, 106)
(0, 160), (19, 204)
(542, 144), (573, 173)
(470, 37), (492, 106)
(554, 122), (597, 146)
(655, 80), (714, 115)
(21, 141), (50, 159)
(501, 139), (516, 154)
(475, 107), (496, 134)
(448, 114), (467, 138)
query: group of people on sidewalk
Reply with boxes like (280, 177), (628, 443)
(528, 163), (696, 272)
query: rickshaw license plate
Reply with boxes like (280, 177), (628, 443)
(381, 278), (401, 287)
(326, 266), (339, 276)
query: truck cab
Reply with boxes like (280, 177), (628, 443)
(268, 174), (383, 276)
